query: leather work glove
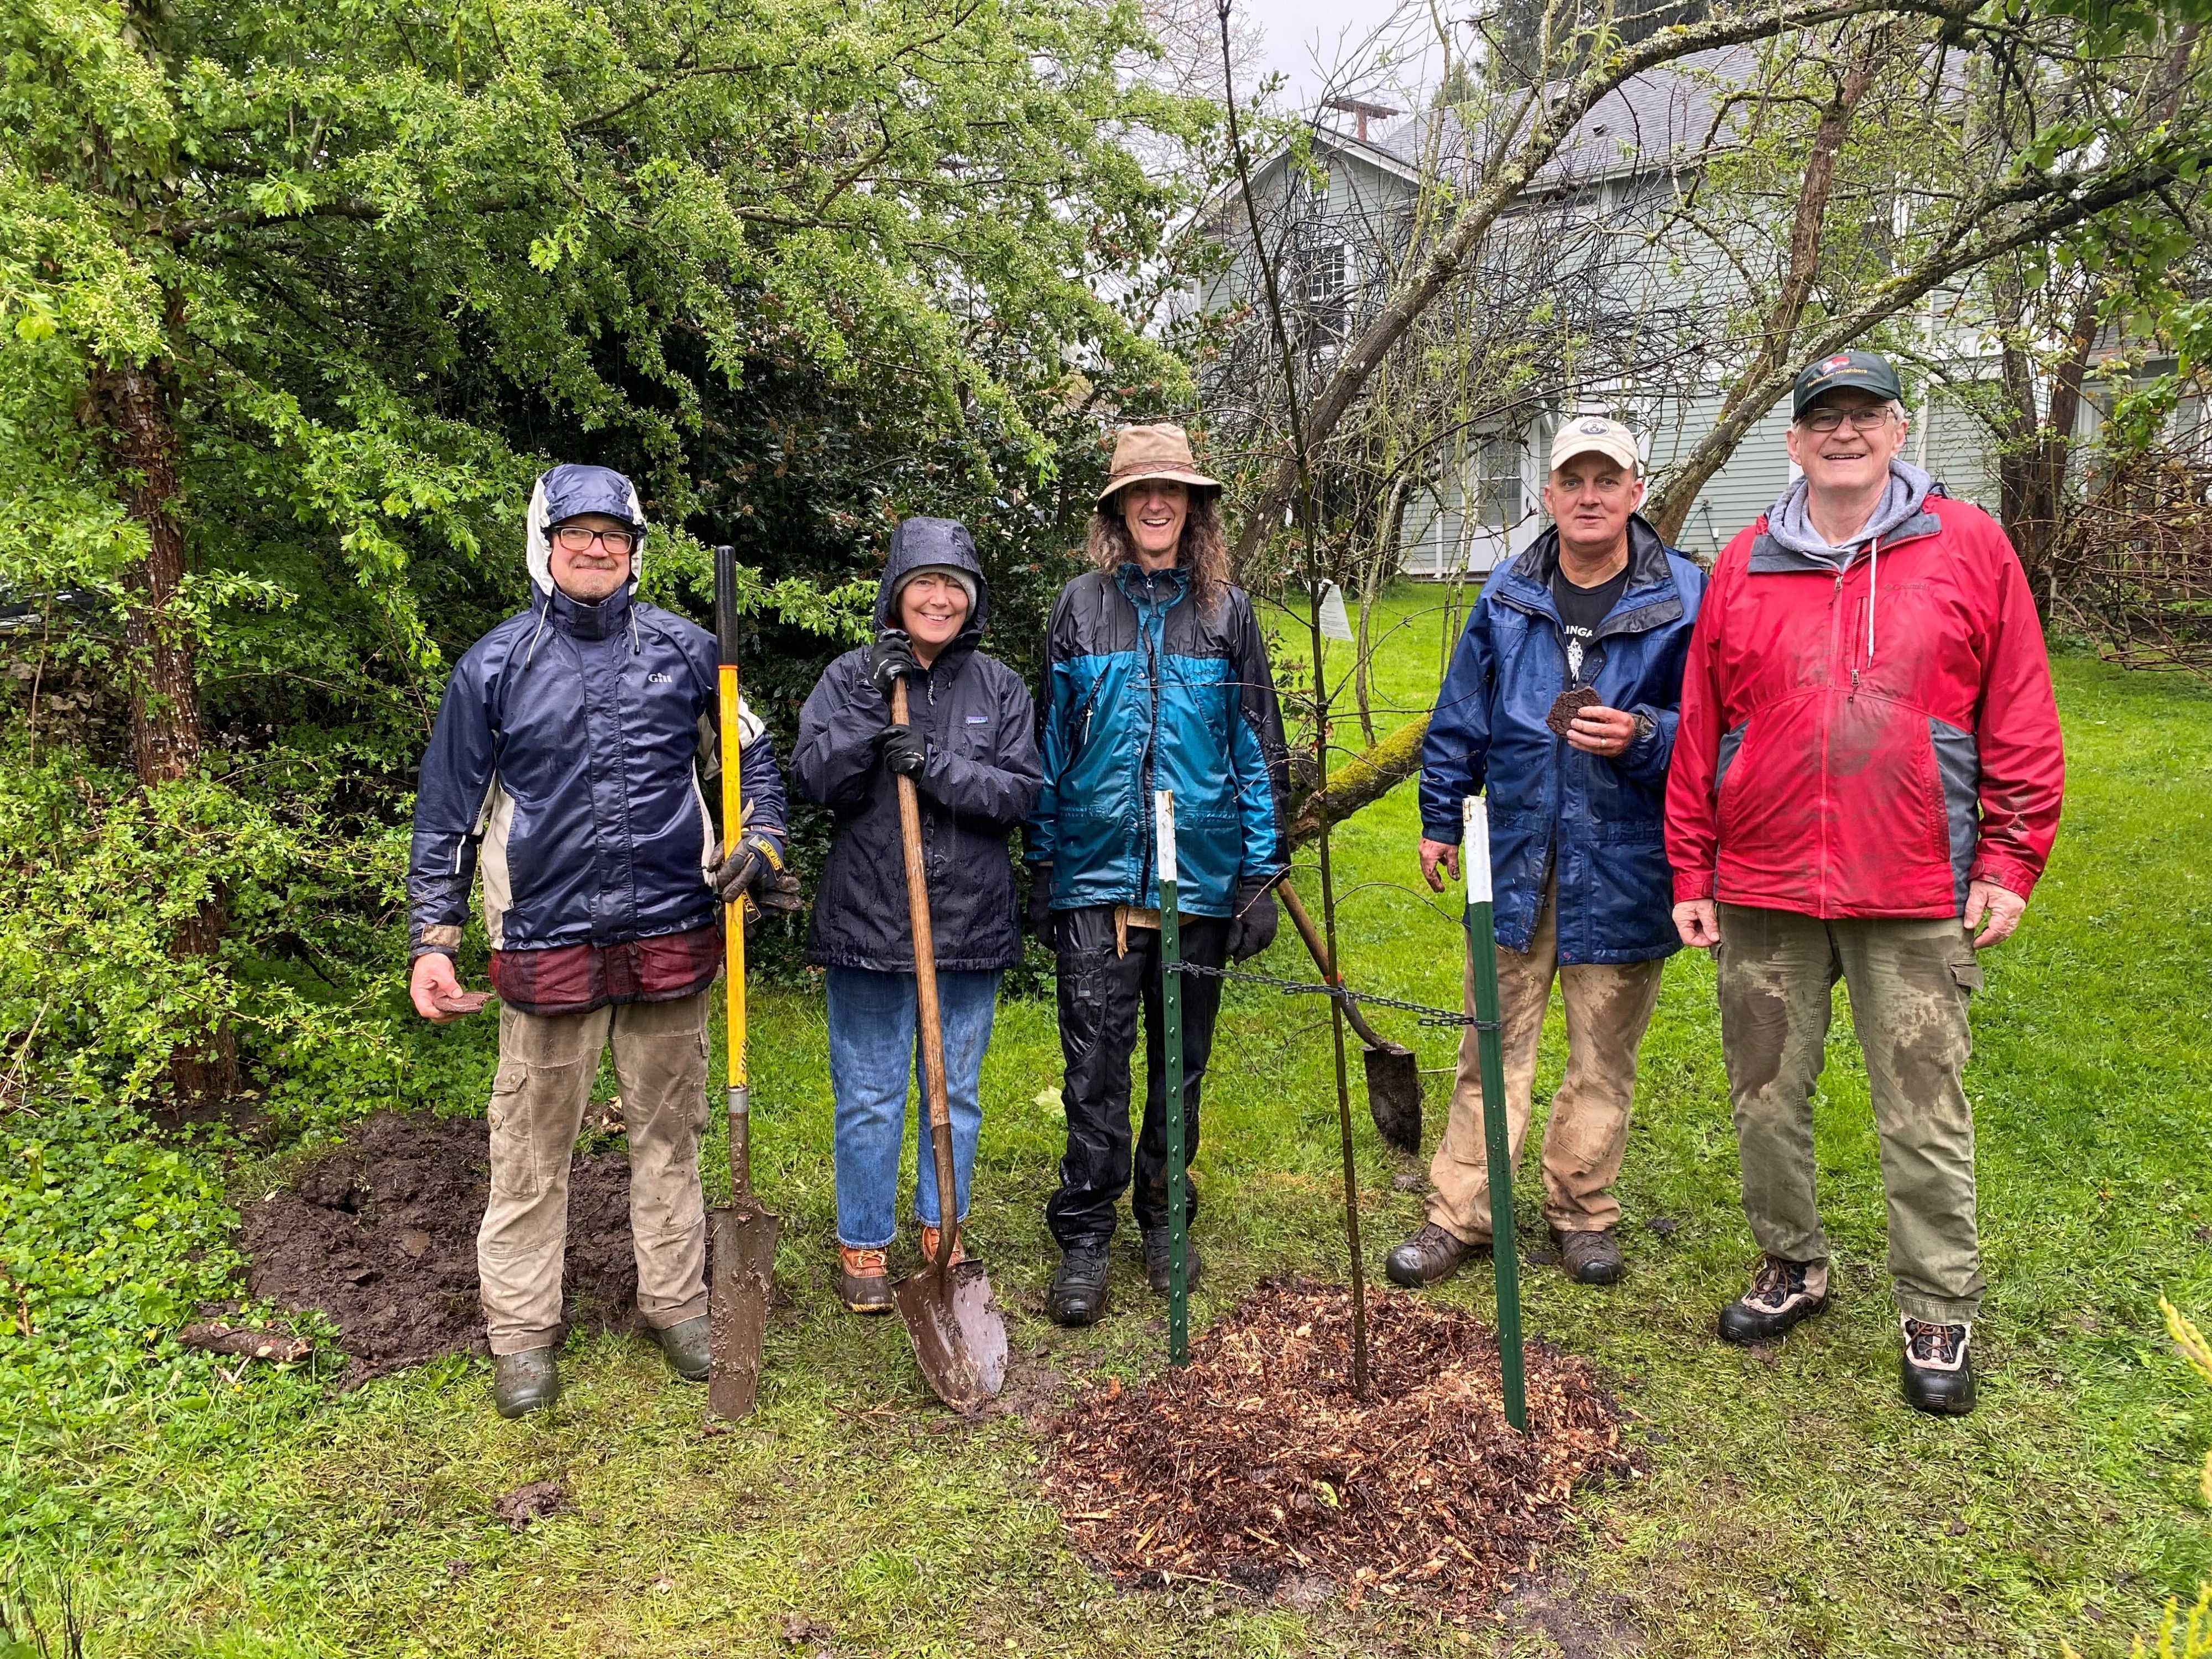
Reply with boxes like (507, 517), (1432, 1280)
(1025, 862), (1056, 943)
(875, 722), (928, 778)
(711, 832), (784, 907)
(865, 629), (918, 703)
(1225, 878), (1280, 963)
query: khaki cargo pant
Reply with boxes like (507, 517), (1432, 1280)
(478, 992), (711, 1355)
(1715, 904), (1986, 1325)
(1428, 884), (1666, 1243)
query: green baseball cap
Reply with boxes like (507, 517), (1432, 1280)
(1791, 348), (1904, 418)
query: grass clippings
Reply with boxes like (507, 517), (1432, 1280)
(1042, 1279), (1632, 1619)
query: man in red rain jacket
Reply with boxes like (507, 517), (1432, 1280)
(1665, 348), (2064, 1417)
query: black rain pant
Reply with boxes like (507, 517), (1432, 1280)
(1044, 905), (1229, 1250)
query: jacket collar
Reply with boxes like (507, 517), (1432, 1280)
(1499, 515), (1683, 635)
(1114, 560), (1188, 609)
(548, 579), (634, 642)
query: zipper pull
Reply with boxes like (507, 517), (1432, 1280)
(1849, 667), (1859, 700)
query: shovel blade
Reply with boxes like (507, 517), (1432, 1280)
(893, 1260), (1007, 1415)
(707, 1201), (779, 1420)
(1364, 1041), (1424, 1153)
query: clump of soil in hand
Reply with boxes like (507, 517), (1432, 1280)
(1042, 1279), (1632, 1619)
(243, 1112), (640, 1385)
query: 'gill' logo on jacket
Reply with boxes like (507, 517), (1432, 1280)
(647, 672), (671, 684)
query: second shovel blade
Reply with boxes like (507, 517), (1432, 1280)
(1364, 1041), (1424, 1153)
(707, 1200), (779, 1420)
(893, 1259), (1007, 1415)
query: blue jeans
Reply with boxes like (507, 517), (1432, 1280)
(825, 967), (1000, 1249)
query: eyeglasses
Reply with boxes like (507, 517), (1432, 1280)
(550, 524), (637, 556)
(1799, 406), (1896, 435)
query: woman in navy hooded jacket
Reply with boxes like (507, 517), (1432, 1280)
(792, 518), (1042, 1314)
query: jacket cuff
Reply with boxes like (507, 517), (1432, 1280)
(415, 924), (464, 952)
(1421, 820), (1463, 845)
(1672, 869), (1717, 902)
(1969, 854), (2038, 900)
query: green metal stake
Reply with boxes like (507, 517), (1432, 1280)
(1463, 793), (1528, 1432)
(1155, 789), (1190, 1366)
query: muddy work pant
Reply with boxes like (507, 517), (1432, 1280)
(1044, 906), (1228, 1250)
(1428, 884), (1666, 1244)
(1715, 904), (1986, 1325)
(478, 992), (711, 1355)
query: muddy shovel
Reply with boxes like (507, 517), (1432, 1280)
(1277, 878), (1423, 1154)
(707, 544), (779, 1421)
(888, 676), (1008, 1413)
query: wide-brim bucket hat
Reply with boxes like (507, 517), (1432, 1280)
(1097, 423), (1222, 506)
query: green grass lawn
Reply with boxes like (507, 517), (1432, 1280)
(6, 589), (2210, 1657)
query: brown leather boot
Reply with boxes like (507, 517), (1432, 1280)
(1385, 1222), (1484, 1287)
(837, 1246), (893, 1314)
(1552, 1227), (1624, 1286)
(917, 1224), (967, 1267)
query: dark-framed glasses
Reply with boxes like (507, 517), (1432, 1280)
(1801, 405), (1895, 435)
(551, 524), (638, 555)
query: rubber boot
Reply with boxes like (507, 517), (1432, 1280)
(492, 1347), (560, 1418)
(656, 1313), (711, 1383)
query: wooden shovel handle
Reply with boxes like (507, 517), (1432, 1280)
(1276, 877), (1392, 1053)
(891, 679), (961, 1272)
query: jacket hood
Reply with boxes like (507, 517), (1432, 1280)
(874, 517), (989, 638)
(526, 464), (650, 596)
(1765, 459), (1935, 569)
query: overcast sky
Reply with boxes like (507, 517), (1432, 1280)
(1235, 0), (1439, 116)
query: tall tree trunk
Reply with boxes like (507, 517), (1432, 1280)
(1650, 28), (1888, 545)
(1999, 286), (2099, 613)
(90, 327), (238, 1107)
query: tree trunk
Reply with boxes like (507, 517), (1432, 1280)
(1999, 286), (2099, 612)
(1649, 29), (1888, 545)
(90, 341), (238, 1107)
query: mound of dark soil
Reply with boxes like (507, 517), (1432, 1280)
(1042, 1279), (1632, 1619)
(243, 1112), (641, 1385)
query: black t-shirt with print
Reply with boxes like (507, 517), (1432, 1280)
(1551, 561), (1630, 687)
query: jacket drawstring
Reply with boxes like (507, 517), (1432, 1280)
(522, 589), (553, 669)
(629, 604), (641, 655)
(1867, 536), (1878, 667)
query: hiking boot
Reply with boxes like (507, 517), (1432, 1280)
(1717, 1255), (1831, 1344)
(1048, 1242), (1110, 1327)
(655, 1313), (711, 1383)
(1385, 1222), (1484, 1287)
(1139, 1225), (1204, 1294)
(1901, 1318), (1976, 1416)
(492, 1347), (559, 1418)
(917, 1224), (968, 1269)
(1553, 1227), (1623, 1286)
(837, 1246), (894, 1315)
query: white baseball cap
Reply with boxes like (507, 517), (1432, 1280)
(1548, 416), (1641, 477)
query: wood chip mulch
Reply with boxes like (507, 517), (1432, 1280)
(1041, 1279), (1633, 1618)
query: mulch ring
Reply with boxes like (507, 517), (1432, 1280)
(239, 1111), (643, 1387)
(1041, 1279), (1635, 1620)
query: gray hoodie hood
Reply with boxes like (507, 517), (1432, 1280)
(1764, 458), (1937, 571)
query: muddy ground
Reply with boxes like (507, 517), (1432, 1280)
(241, 1112), (641, 1385)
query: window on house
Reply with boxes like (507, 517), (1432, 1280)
(1474, 437), (1522, 526)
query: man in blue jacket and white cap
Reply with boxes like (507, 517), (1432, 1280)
(1390, 417), (1702, 1290)
(407, 463), (792, 1418)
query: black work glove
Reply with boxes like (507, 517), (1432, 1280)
(865, 629), (918, 703)
(1225, 878), (1280, 963)
(1025, 863), (1056, 942)
(710, 832), (784, 906)
(875, 722), (928, 778)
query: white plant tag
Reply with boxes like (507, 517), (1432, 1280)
(1462, 795), (1493, 903)
(1154, 789), (1177, 884)
(1317, 581), (1354, 641)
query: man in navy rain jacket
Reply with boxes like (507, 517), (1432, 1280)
(1025, 424), (1291, 1326)
(406, 463), (790, 1417)
(1390, 418), (1703, 1291)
